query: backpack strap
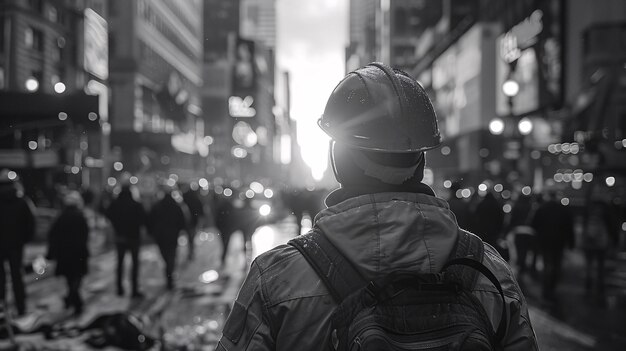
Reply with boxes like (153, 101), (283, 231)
(288, 229), (367, 302)
(443, 230), (508, 346)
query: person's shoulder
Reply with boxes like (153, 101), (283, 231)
(253, 244), (301, 273)
(252, 243), (329, 306)
(479, 242), (523, 302)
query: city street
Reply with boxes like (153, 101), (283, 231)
(2, 214), (625, 350)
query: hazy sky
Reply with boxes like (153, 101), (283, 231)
(276, 0), (348, 180)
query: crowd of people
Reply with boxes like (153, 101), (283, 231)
(0, 170), (294, 319)
(447, 182), (622, 302)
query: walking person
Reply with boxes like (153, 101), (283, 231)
(148, 184), (187, 290)
(47, 191), (90, 316)
(581, 199), (616, 297)
(106, 185), (147, 298)
(0, 170), (35, 316)
(217, 63), (537, 350)
(507, 191), (537, 277)
(182, 183), (205, 261)
(531, 191), (574, 301)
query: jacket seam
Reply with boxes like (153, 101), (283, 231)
(256, 259), (278, 342)
(472, 288), (521, 302)
(257, 249), (300, 275)
(266, 293), (331, 309)
(417, 203), (435, 272)
(370, 194), (381, 273)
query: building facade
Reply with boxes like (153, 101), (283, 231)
(0, 0), (107, 205)
(108, 0), (205, 190)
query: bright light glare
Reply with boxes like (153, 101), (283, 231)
(502, 79), (520, 97)
(129, 176), (138, 184)
(113, 162), (123, 171)
(7, 171), (17, 180)
(606, 176), (616, 187)
(561, 198), (570, 206)
(461, 189), (471, 198)
(25, 77), (39, 92)
(54, 82), (66, 93)
(199, 270), (219, 284)
(259, 204), (271, 216)
(478, 183), (487, 192)
(250, 181), (264, 194)
(443, 180), (452, 188)
(198, 178), (209, 188)
(521, 186), (532, 195)
(503, 204), (512, 213)
(518, 118), (533, 135)
(28, 141), (37, 150)
(252, 225), (276, 257)
(489, 118), (505, 135)
(264, 189), (274, 198)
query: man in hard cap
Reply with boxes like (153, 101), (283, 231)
(0, 169), (35, 316)
(216, 63), (537, 350)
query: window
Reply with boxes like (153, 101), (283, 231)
(25, 27), (44, 51)
(48, 6), (58, 22)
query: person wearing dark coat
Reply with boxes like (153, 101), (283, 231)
(447, 182), (472, 230)
(470, 191), (505, 247)
(0, 171), (35, 316)
(47, 191), (90, 315)
(105, 185), (147, 297)
(507, 193), (537, 276)
(182, 185), (205, 261)
(148, 188), (187, 290)
(531, 191), (574, 301)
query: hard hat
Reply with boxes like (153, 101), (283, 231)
(319, 62), (441, 153)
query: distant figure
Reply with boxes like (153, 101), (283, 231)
(447, 182), (472, 230)
(106, 185), (147, 298)
(470, 191), (505, 248)
(47, 191), (90, 315)
(148, 186), (187, 290)
(581, 200), (615, 296)
(0, 170), (35, 316)
(215, 195), (258, 268)
(507, 193), (537, 276)
(182, 184), (205, 261)
(532, 191), (574, 301)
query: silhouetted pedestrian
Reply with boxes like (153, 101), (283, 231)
(532, 191), (574, 301)
(470, 191), (505, 248)
(47, 191), (89, 315)
(148, 186), (187, 290)
(582, 199), (615, 296)
(0, 170), (35, 316)
(182, 183), (205, 261)
(507, 192), (536, 276)
(447, 182), (472, 230)
(106, 185), (147, 297)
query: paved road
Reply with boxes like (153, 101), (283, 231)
(2, 215), (624, 350)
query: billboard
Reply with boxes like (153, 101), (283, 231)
(84, 8), (108, 80)
(496, 1), (564, 117)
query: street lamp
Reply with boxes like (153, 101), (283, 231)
(502, 79), (520, 97)
(489, 118), (505, 135)
(518, 117), (534, 135)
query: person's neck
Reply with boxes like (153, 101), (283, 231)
(326, 181), (435, 207)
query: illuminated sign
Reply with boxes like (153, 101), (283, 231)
(84, 8), (108, 80)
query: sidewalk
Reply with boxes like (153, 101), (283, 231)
(519, 249), (626, 350)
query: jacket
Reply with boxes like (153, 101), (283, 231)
(216, 191), (538, 350)
(106, 189), (147, 246)
(148, 194), (186, 249)
(48, 206), (90, 277)
(0, 186), (35, 255)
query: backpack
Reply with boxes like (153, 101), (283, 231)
(288, 229), (507, 351)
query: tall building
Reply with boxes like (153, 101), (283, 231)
(240, 0), (276, 50)
(348, 0), (626, 203)
(108, 0), (205, 187)
(0, 0), (108, 204)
